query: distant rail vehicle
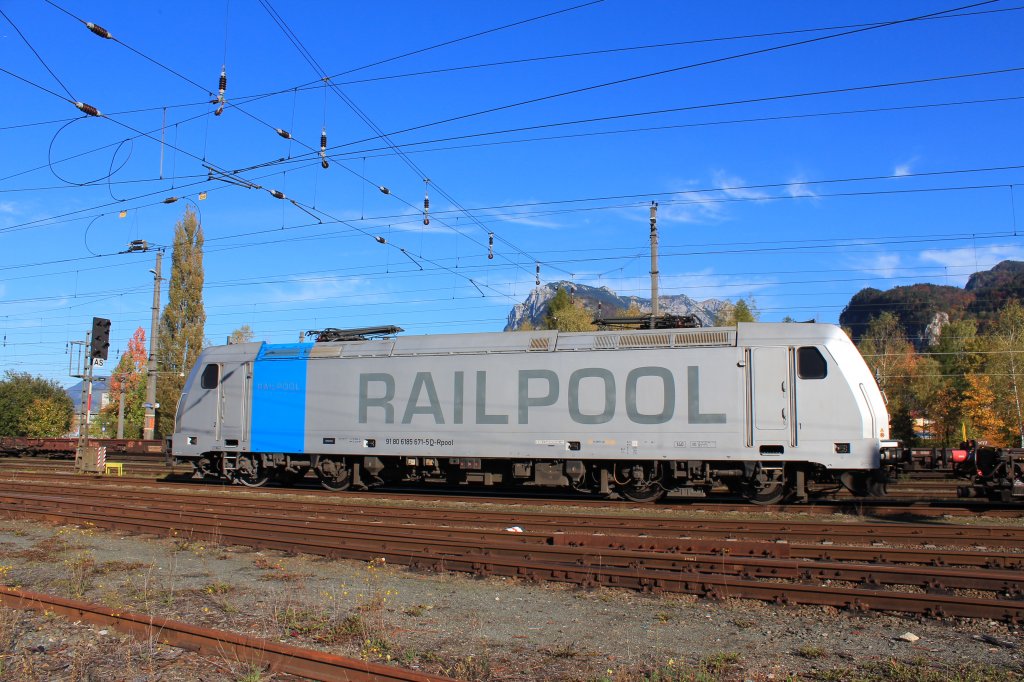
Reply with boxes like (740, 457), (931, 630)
(168, 323), (893, 503)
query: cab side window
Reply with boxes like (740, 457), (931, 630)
(200, 364), (220, 389)
(797, 347), (827, 379)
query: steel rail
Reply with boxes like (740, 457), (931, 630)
(0, 587), (452, 682)
(1, 478), (1020, 547)
(6, 491), (1021, 593)
(4, 470), (1018, 518)
(1, 492), (1023, 621)
(4, 481), (1019, 548)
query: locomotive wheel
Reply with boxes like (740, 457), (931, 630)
(234, 454), (269, 488)
(744, 469), (788, 505)
(619, 482), (665, 503)
(317, 457), (351, 491)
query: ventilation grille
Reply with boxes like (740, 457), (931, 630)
(555, 329), (736, 351)
(619, 333), (671, 348)
(674, 330), (734, 346)
(528, 337), (551, 352)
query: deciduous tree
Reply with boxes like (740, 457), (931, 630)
(543, 287), (596, 332)
(156, 208), (205, 437)
(97, 327), (148, 438)
(0, 371), (73, 437)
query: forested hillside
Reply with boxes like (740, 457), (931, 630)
(840, 261), (1024, 350)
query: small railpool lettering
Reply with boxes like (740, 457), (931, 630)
(384, 437), (454, 447)
(690, 440), (717, 448)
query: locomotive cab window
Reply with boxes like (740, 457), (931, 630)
(200, 364), (220, 389)
(797, 347), (827, 380)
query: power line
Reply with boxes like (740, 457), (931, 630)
(348, 0), (1006, 144)
(320, 5), (1024, 87)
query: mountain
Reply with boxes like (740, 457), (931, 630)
(839, 260), (1024, 349)
(504, 281), (730, 331)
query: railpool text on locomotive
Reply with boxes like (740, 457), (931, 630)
(357, 365), (726, 425)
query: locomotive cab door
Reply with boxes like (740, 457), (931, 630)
(216, 361), (251, 446)
(747, 347), (794, 450)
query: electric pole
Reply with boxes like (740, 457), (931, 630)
(649, 201), (659, 329)
(144, 249), (163, 440)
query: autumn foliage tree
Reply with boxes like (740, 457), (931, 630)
(543, 287), (596, 332)
(97, 327), (148, 438)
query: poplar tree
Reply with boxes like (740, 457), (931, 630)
(155, 208), (205, 437)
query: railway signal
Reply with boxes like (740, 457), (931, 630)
(90, 317), (111, 361)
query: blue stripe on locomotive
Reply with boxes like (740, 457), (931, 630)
(250, 343), (312, 453)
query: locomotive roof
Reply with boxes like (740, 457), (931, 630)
(197, 323), (850, 362)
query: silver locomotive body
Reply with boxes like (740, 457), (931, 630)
(170, 323), (890, 503)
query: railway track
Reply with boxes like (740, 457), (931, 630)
(0, 587), (452, 682)
(0, 477), (1022, 622)
(0, 464), (1020, 519)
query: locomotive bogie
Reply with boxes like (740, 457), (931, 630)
(170, 323), (890, 503)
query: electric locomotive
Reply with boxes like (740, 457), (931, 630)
(167, 322), (894, 503)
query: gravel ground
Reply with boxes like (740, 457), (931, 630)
(0, 515), (1022, 681)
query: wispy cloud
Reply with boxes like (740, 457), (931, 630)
(712, 170), (771, 201)
(0, 201), (18, 215)
(893, 156), (918, 177)
(919, 245), (1024, 270)
(785, 176), (818, 198)
(873, 253), (902, 278)
(263, 275), (371, 303)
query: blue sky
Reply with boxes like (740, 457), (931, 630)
(1, 0), (1022, 385)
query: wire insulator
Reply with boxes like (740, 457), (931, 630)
(162, 197), (178, 204)
(214, 104), (225, 116)
(275, 128), (291, 139)
(74, 102), (102, 117)
(198, 191), (207, 200)
(218, 67), (227, 97)
(488, 232), (494, 260)
(320, 128), (329, 168)
(378, 186), (390, 195)
(86, 22), (113, 39)
(270, 190), (286, 200)
(374, 236), (386, 244)
(535, 262), (540, 286)
(118, 210), (127, 218)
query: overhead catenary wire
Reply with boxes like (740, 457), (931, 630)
(344, 0), (1008, 145)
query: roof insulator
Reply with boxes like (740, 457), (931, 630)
(74, 102), (102, 117)
(162, 197), (179, 204)
(85, 22), (112, 39)
(214, 66), (227, 116)
(275, 128), (291, 140)
(423, 179), (430, 225)
(378, 186), (390, 195)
